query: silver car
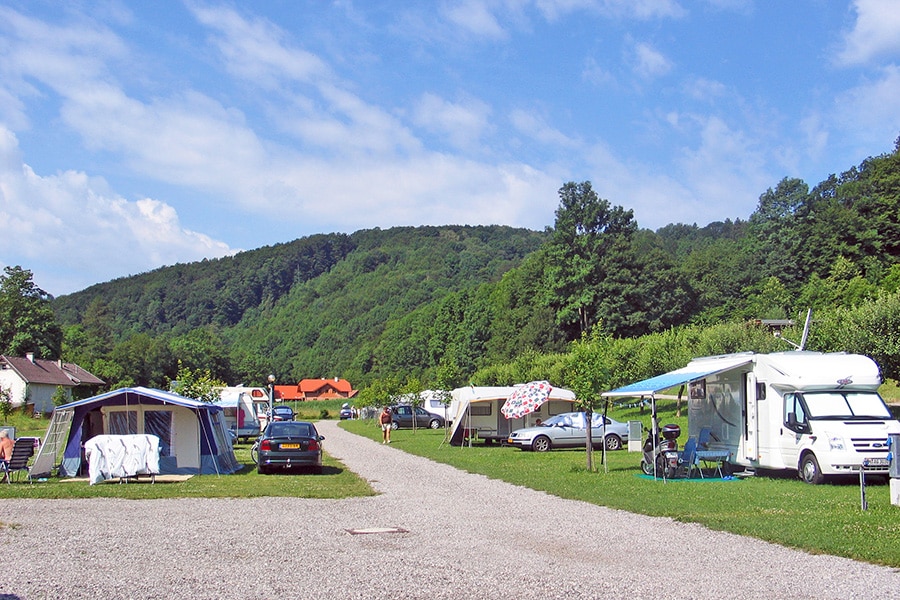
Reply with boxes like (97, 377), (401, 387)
(507, 412), (629, 452)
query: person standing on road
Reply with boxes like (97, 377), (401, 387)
(380, 407), (393, 444)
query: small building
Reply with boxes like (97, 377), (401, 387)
(275, 377), (358, 401)
(0, 353), (104, 414)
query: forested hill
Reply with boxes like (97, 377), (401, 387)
(52, 232), (358, 334)
(51, 225), (549, 384)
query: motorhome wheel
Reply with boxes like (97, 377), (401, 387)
(800, 453), (824, 485)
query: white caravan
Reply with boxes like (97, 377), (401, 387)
(604, 352), (900, 483)
(214, 386), (270, 441)
(448, 385), (576, 446)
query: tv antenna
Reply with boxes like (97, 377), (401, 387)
(774, 308), (812, 350)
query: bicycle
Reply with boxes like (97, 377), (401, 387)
(250, 440), (259, 465)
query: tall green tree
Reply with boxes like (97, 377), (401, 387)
(545, 181), (637, 338)
(0, 266), (63, 358)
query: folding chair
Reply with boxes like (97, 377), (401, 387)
(678, 437), (699, 478)
(695, 427), (729, 478)
(1, 437), (37, 483)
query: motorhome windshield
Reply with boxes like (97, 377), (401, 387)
(803, 391), (892, 419)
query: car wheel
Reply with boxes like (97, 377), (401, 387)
(800, 453), (825, 484)
(391, 421), (399, 430)
(429, 419), (441, 429)
(604, 435), (622, 451)
(532, 435), (552, 452)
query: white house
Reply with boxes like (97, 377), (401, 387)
(0, 353), (104, 414)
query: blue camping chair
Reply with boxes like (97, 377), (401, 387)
(695, 427), (729, 478)
(678, 437), (699, 478)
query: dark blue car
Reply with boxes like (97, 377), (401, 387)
(257, 421), (324, 474)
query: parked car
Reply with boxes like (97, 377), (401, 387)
(339, 404), (354, 420)
(389, 404), (445, 429)
(270, 405), (294, 422)
(507, 412), (629, 452)
(257, 421), (324, 474)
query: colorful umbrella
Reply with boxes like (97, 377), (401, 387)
(501, 381), (553, 420)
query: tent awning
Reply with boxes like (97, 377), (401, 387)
(602, 355), (753, 397)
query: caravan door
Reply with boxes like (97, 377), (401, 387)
(743, 373), (759, 462)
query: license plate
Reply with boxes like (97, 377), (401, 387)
(281, 443), (300, 449)
(863, 458), (889, 467)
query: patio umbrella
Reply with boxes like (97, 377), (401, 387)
(501, 381), (553, 419)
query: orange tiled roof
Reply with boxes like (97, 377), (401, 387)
(298, 378), (354, 394)
(273, 378), (357, 400)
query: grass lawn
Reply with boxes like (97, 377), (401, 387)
(342, 400), (900, 569)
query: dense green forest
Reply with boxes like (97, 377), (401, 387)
(6, 139), (898, 398)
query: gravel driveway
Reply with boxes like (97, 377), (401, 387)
(2, 420), (899, 599)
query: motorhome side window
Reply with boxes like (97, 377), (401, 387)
(783, 393), (806, 428)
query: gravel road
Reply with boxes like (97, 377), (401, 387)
(2, 420), (899, 599)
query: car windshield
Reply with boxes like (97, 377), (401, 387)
(803, 392), (892, 419)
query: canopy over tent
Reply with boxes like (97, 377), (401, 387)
(603, 354), (754, 398)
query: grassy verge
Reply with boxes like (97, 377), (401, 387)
(0, 409), (374, 500)
(341, 402), (900, 568)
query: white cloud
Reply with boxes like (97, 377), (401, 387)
(582, 56), (616, 87)
(413, 93), (493, 149)
(833, 64), (900, 151)
(0, 126), (235, 295)
(535, 0), (685, 21)
(632, 42), (673, 79)
(673, 115), (769, 221)
(510, 108), (579, 147)
(835, 0), (900, 66)
(441, 0), (508, 39)
(190, 4), (329, 88)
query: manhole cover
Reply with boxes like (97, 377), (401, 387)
(345, 527), (409, 535)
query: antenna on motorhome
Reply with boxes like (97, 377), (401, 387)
(774, 308), (812, 350)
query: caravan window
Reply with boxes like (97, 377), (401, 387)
(470, 404), (492, 416)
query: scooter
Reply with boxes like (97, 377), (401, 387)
(641, 423), (681, 478)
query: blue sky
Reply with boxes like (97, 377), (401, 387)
(1, 1), (899, 296)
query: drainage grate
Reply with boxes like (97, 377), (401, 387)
(345, 527), (409, 535)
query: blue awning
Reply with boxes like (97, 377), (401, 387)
(603, 355), (753, 397)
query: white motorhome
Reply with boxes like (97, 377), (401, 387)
(448, 385), (576, 446)
(214, 386), (270, 441)
(604, 351), (900, 483)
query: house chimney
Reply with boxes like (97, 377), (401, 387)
(26, 352), (34, 363)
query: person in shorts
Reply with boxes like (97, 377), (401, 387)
(379, 407), (392, 444)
